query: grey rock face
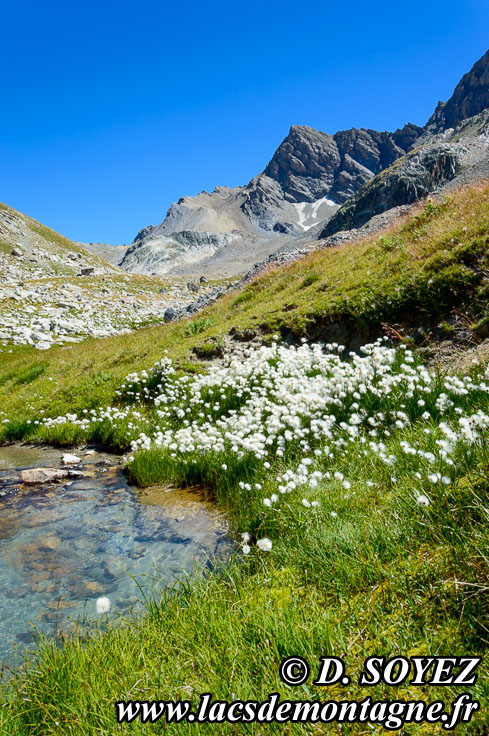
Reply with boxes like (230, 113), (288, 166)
(133, 224), (156, 243)
(320, 144), (462, 237)
(261, 125), (340, 201)
(392, 122), (424, 151)
(123, 124), (412, 275)
(425, 50), (489, 134)
(320, 107), (489, 239)
(240, 124), (413, 228)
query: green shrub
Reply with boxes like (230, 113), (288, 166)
(185, 318), (212, 336)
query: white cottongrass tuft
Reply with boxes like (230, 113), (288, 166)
(96, 596), (111, 614)
(256, 538), (273, 552)
(416, 495), (430, 507)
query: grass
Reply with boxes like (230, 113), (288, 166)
(0, 183), (489, 733)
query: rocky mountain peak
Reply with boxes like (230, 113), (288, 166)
(120, 49), (489, 277)
(262, 125), (338, 203)
(425, 49), (489, 133)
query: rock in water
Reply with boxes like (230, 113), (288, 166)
(62, 453), (81, 465)
(21, 468), (68, 485)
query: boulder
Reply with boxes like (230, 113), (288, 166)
(164, 308), (177, 323)
(21, 468), (68, 485)
(62, 453), (81, 465)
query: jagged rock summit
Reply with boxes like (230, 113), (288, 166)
(425, 49), (489, 135)
(112, 49), (489, 277)
(320, 49), (489, 239)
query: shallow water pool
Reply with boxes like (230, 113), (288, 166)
(0, 446), (229, 672)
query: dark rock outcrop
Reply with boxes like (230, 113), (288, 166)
(425, 50), (489, 134)
(133, 224), (155, 243)
(392, 122), (424, 151)
(320, 144), (462, 237)
(241, 124), (414, 226)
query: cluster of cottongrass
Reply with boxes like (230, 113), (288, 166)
(36, 339), (489, 553)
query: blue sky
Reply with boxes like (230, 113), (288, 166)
(0, 0), (488, 244)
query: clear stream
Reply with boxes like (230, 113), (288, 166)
(0, 446), (229, 673)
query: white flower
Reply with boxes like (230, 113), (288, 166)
(221, 463), (227, 470)
(263, 498), (272, 507)
(241, 532), (250, 543)
(342, 480), (351, 490)
(242, 544), (251, 555)
(330, 511), (338, 518)
(96, 596), (111, 614)
(416, 495), (430, 507)
(302, 498), (311, 508)
(256, 538), (273, 552)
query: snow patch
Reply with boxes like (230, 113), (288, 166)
(292, 196), (337, 231)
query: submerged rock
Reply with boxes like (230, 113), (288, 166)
(62, 453), (81, 465)
(21, 468), (68, 485)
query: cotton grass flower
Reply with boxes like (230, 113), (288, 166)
(96, 596), (111, 614)
(416, 495), (430, 507)
(256, 538), (273, 552)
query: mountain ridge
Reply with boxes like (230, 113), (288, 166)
(89, 49), (489, 277)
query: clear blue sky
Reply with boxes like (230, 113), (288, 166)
(0, 0), (487, 244)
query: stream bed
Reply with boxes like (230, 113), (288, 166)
(0, 445), (229, 673)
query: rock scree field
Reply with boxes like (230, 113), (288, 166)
(0, 180), (488, 733)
